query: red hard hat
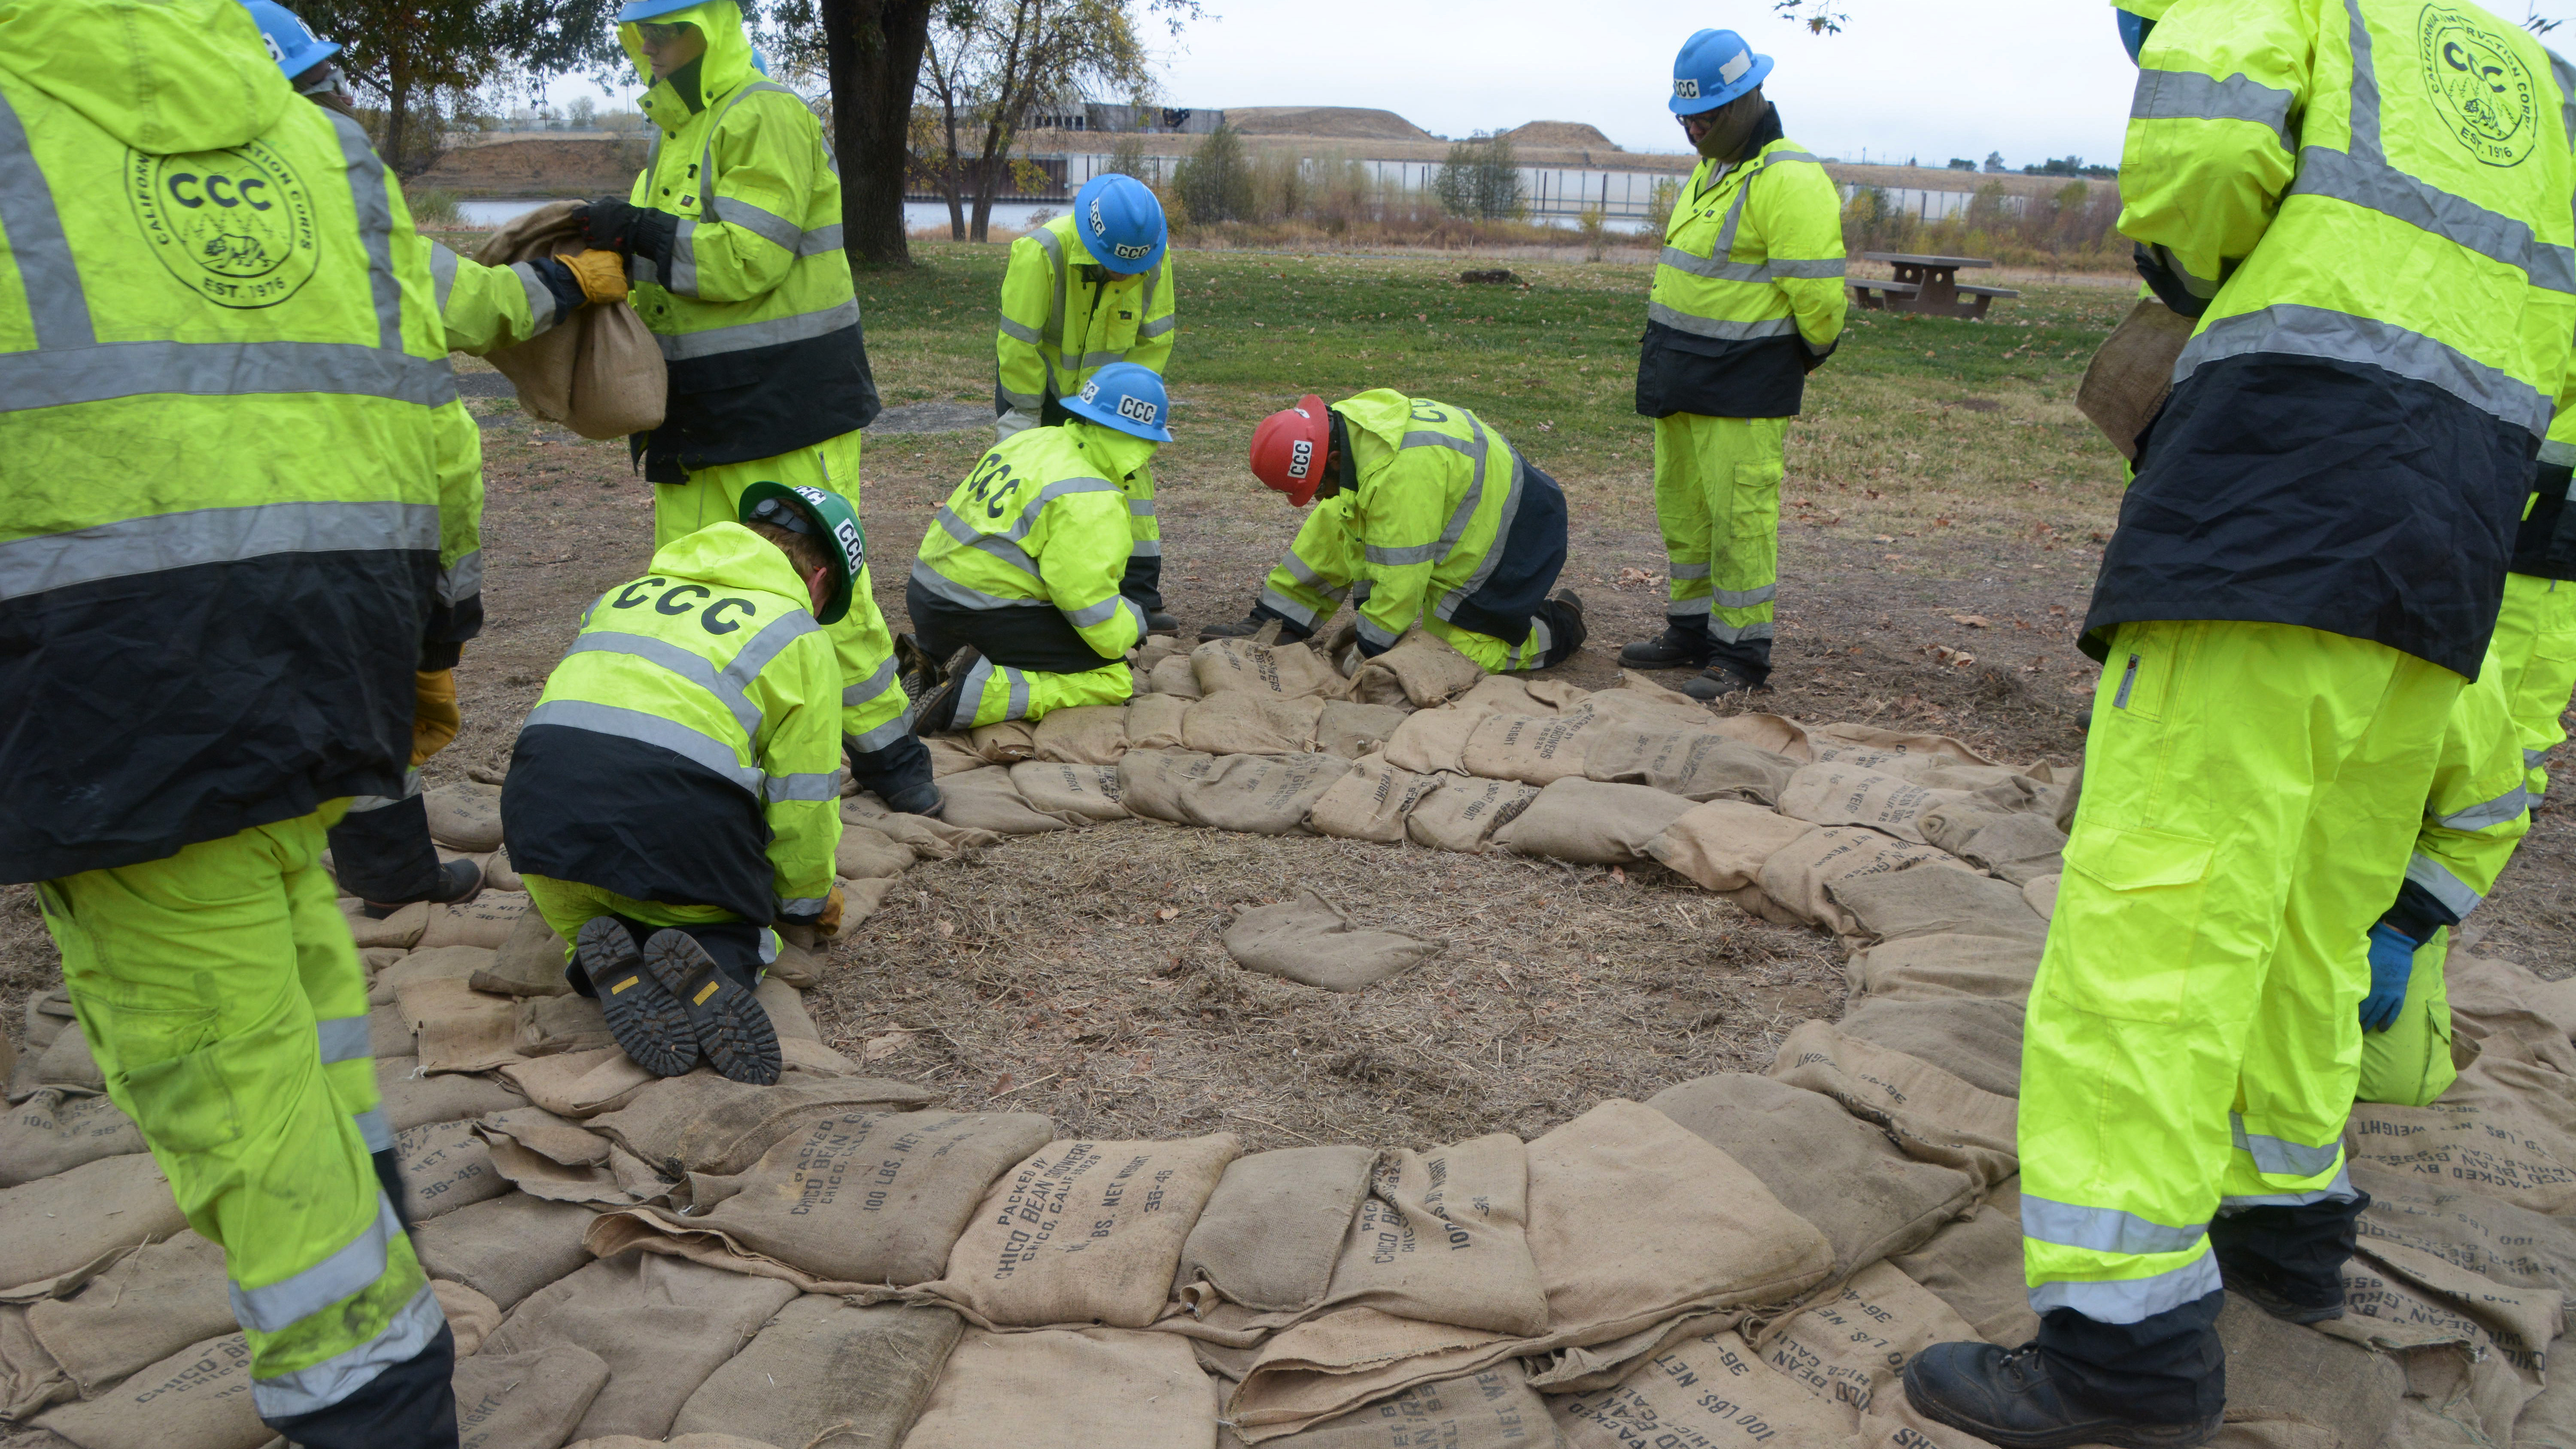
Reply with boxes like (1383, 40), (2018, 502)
(1249, 395), (1333, 507)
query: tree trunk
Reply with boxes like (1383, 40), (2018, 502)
(820, 0), (933, 270)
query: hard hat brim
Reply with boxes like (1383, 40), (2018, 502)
(616, 0), (705, 22)
(736, 480), (861, 626)
(1669, 52), (1773, 115)
(1061, 391), (1173, 441)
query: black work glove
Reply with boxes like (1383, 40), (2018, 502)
(582, 196), (647, 252)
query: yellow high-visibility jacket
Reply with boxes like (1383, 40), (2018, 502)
(2096, 0), (2576, 677)
(910, 422), (1150, 663)
(994, 213), (1175, 434)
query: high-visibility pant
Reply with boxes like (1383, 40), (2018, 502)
(653, 428), (909, 754)
(520, 872), (774, 995)
(952, 655), (1133, 729)
(36, 810), (454, 1446)
(2021, 620), (2458, 1416)
(2489, 571), (2576, 801)
(1257, 497), (1566, 673)
(2356, 927), (2455, 1107)
(1653, 413), (1783, 682)
(1124, 459), (1163, 614)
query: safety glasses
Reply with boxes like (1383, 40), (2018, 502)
(636, 21), (693, 46)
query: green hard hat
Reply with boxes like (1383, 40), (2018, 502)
(738, 480), (865, 625)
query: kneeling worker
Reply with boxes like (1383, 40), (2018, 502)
(502, 486), (864, 1085)
(906, 364), (1170, 732)
(1203, 390), (1586, 673)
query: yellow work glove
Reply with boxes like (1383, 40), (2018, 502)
(553, 249), (629, 305)
(411, 668), (460, 766)
(814, 884), (847, 939)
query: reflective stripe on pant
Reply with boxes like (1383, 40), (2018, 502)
(650, 428), (909, 752)
(34, 809), (445, 1425)
(2490, 571), (2576, 801)
(954, 655), (1132, 729)
(2022, 620), (2457, 1324)
(1124, 459), (1163, 612)
(1652, 413), (1783, 648)
(1255, 498), (1557, 673)
(2356, 926), (2456, 1107)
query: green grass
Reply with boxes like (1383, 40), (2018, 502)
(855, 243), (2133, 545)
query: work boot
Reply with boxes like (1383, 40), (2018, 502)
(1617, 625), (1713, 670)
(577, 917), (699, 1078)
(1549, 589), (1589, 656)
(643, 929), (781, 1085)
(909, 646), (982, 737)
(1145, 610), (1181, 635)
(361, 856), (481, 918)
(882, 778), (945, 817)
(1903, 1342), (2221, 1449)
(1682, 666), (1767, 702)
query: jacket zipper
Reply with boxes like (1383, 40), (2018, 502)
(2114, 654), (2140, 709)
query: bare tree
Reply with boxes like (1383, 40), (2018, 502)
(1771, 0), (1847, 33)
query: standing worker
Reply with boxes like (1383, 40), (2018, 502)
(906, 364), (1171, 732)
(1618, 28), (1845, 701)
(580, 0), (939, 816)
(991, 173), (1179, 632)
(0, 1), (482, 1442)
(241, 0), (631, 914)
(1905, 3), (2576, 1445)
(1200, 389), (1588, 674)
(2491, 408), (2576, 804)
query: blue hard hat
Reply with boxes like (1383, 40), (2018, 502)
(1061, 362), (1173, 442)
(616, 0), (702, 21)
(1073, 173), (1167, 276)
(751, 47), (770, 76)
(2116, 10), (2155, 62)
(1669, 29), (1771, 115)
(239, 0), (340, 79)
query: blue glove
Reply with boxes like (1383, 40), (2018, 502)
(2360, 924), (2418, 1033)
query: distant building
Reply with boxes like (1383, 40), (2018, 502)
(1026, 101), (1224, 135)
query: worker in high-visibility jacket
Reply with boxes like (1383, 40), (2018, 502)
(1200, 391), (1588, 674)
(2491, 410), (2576, 802)
(1, 3), (480, 1442)
(906, 364), (1169, 732)
(1905, 3), (2576, 1445)
(503, 486), (858, 1086)
(993, 173), (1179, 631)
(2355, 647), (2531, 1107)
(246, 0), (631, 912)
(579, 0), (936, 817)
(1619, 29), (1845, 701)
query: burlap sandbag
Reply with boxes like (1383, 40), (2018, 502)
(497, 1045), (657, 1119)
(2351, 1163), (2576, 1317)
(2021, 872), (2060, 921)
(1236, 1364), (1554, 1449)
(1222, 890), (1443, 993)
(1178, 1145), (1378, 1315)
(378, 1054), (529, 1131)
(1033, 703), (1131, 764)
(30, 1024), (102, 1097)
(1405, 776), (1539, 854)
(1922, 805), (2068, 886)
(517, 992), (617, 1057)
(1548, 1326), (1856, 1449)
(474, 200), (665, 439)
(1829, 868), (2050, 948)
(2342, 1078), (2576, 1215)
(1194, 638), (1348, 700)
(928, 1133), (1240, 1328)
(1461, 708), (1604, 787)
(414, 1191), (606, 1309)
(1847, 934), (2044, 1004)
(433, 1278), (501, 1356)
(393, 1117), (511, 1221)
(34, 1333), (267, 1449)
(2076, 294), (2194, 459)
(1119, 750), (1354, 835)
(1492, 778), (1694, 866)
(589, 1110), (1054, 1290)
(1347, 629), (1485, 708)
(0, 1090), (142, 1188)
(920, 733), (990, 776)
(455, 1342), (612, 1449)
(483, 844), (525, 892)
(1777, 762), (1982, 846)
(1811, 723), (1998, 766)
(1838, 994), (2026, 1098)
(670, 1296), (964, 1447)
(2446, 948), (2576, 1074)
(1761, 1261), (1991, 1420)
(1320, 1135), (1549, 1335)
(1647, 1073), (1978, 1280)
(481, 1253), (801, 1442)
(1458, 674), (1591, 717)
(371, 943), (495, 1002)
(397, 977), (521, 1074)
(2206, 1293), (2409, 1449)
(1009, 759), (1132, 822)
(1757, 831), (1971, 937)
(475, 1104), (667, 1207)
(1314, 701), (1411, 759)
(1643, 800), (1818, 901)
(844, 797), (1006, 857)
(1305, 754), (1439, 844)
(1380, 702), (1497, 775)
(904, 1327), (1220, 1449)
(25, 1232), (231, 1401)
(0, 1155), (187, 1299)
(1583, 727), (1798, 805)
(1185, 692), (1328, 756)
(422, 780), (505, 851)
(1768, 1021), (2018, 1191)
(933, 765), (1082, 834)
(472, 906), (574, 996)
(1230, 1310), (1520, 1443)
(970, 719), (1040, 764)
(418, 892), (532, 950)
(0, 1305), (71, 1421)
(1148, 653), (1205, 699)
(340, 897), (428, 949)
(2339, 1236), (2559, 1438)
(1127, 692), (1192, 749)
(1887, 1177), (2041, 1348)
(835, 822), (917, 879)
(586, 1072), (937, 1179)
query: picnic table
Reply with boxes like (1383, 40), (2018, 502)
(1848, 252), (2020, 320)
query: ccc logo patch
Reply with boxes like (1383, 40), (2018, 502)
(1674, 77), (1701, 100)
(2419, 5), (2540, 167)
(1117, 395), (1159, 425)
(1286, 438), (1313, 480)
(128, 140), (319, 308)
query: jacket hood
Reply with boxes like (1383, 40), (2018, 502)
(626, 1), (756, 125)
(0, 0), (289, 153)
(1068, 419), (1160, 481)
(647, 522), (814, 617)
(1328, 389), (1422, 453)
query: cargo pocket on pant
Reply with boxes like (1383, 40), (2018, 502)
(2048, 823), (2214, 1024)
(97, 1004), (243, 1154)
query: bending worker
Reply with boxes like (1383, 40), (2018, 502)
(1200, 390), (1588, 675)
(503, 487), (863, 1088)
(1905, 3), (2576, 1446)
(244, 1), (629, 914)
(906, 364), (1171, 732)
(2491, 407), (2576, 804)
(1619, 28), (1844, 701)
(579, 0), (937, 817)
(2, 1), (481, 1441)
(994, 173), (1178, 632)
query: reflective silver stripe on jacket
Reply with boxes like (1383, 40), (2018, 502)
(2173, 304), (2551, 435)
(316, 1015), (371, 1066)
(353, 1107), (393, 1154)
(344, 768), (423, 814)
(1644, 304), (1801, 341)
(439, 550), (483, 606)
(2230, 1113), (2343, 1178)
(2433, 782), (2530, 832)
(0, 501), (441, 603)
(520, 698), (763, 795)
(2021, 1193), (2208, 1257)
(230, 1195), (403, 1334)
(2540, 437), (2576, 466)
(841, 654), (900, 710)
(1657, 246), (1845, 284)
(957, 655), (1033, 723)
(251, 1283), (446, 1419)
(0, 85), (95, 349)
(511, 261), (559, 335)
(847, 713), (911, 753)
(327, 112), (404, 351)
(2130, 67), (2297, 151)
(2404, 850), (2485, 917)
(0, 340), (457, 414)
(1435, 432), (1524, 626)
(2026, 1252), (2221, 1325)
(560, 612), (817, 747)
(931, 507), (1040, 577)
(908, 558), (1050, 612)
(428, 242), (462, 314)
(656, 298), (862, 361)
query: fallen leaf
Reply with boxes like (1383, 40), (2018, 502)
(1155, 906), (1179, 921)
(1537, 420), (1555, 432)
(934, 919), (955, 939)
(1610, 866), (1627, 884)
(1873, 535), (1896, 544)
(1950, 614), (1991, 628)
(861, 1030), (915, 1063)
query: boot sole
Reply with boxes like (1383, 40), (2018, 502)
(643, 930), (781, 1085)
(1902, 1367), (2221, 1449)
(577, 918), (699, 1078)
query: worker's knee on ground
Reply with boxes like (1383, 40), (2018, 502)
(2356, 929), (2457, 1106)
(962, 658), (1132, 729)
